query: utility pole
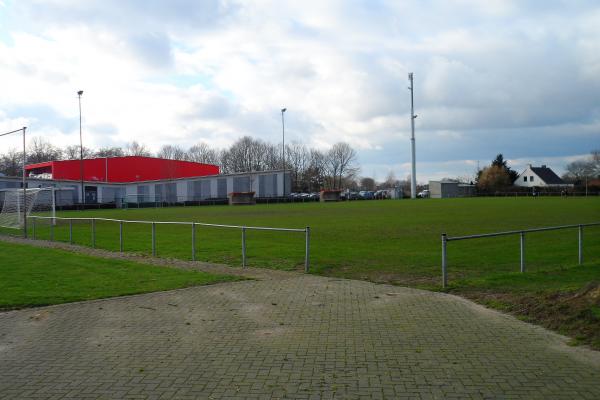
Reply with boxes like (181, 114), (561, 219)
(281, 108), (287, 196)
(408, 73), (417, 199)
(78, 90), (84, 205)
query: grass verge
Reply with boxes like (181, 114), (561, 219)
(448, 264), (600, 350)
(0, 240), (240, 310)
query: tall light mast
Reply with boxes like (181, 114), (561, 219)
(408, 73), (417, 199)
(281, 108), (287, 196)
(78, 90), (84, 205)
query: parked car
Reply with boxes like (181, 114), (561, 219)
(358, 191), (374, 200)
(374, 190), (388, 199)
(417, 189), (430, 198)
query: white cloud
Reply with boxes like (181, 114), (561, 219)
(0, 0), (599, 182)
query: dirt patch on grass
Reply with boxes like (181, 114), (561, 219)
(457, 282), (600, 351)
(318, 267), (440, 288)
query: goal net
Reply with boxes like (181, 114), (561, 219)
(0, 188), (56, 229)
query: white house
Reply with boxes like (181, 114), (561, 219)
(514, 164), (570, 187)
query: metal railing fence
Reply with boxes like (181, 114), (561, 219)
(475, 191), (599, 197)
(28, 216), (311, 272)
(441, 222), (600, 288)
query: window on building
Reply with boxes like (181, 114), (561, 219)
(530, 176), (534, 182)
(523, 176), (527, 182)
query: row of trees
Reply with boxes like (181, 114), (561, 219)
(0, 136), (359, 192)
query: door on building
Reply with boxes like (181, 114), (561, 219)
(217, 179), (227, 198)
(84, 186), (98, 204)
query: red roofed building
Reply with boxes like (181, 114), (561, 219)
(25, 156), (219, 183)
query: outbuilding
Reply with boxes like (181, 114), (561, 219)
(429, 180), (476, 199)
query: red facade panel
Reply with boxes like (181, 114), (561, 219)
(26, 156), (219, 183)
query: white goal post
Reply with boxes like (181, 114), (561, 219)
(0, 187), (56, 229)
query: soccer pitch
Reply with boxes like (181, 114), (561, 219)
(10, 197), (600, 288)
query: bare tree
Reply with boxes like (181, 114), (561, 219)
(187, 142), (219, 165)
(63, 145), (94, 160)
(360, 177), (376, 191)
(325, 142), (358, 189)
(125, 141), (152, 157)
(0, 149), (23, 176)
(157, 145), (187, 160)
(382, 171), (399, 188)
(589, 150), (600, 177)
(262, 142), (281, 171)
(95, 147), (125, 158)
(27, 137), (62, 164)
(563, 161), (591, 181)
(223, 136), (271, 173)
(286, 142), (309, 191)
(562, 150), (600, 182)
(304, 149), (326, 192)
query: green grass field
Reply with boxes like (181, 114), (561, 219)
(6, 197), (598, 287)
(0, 240), (238, 310)
(2, 197), (599, 347)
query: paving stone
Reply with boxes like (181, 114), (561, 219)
(1, 255), (600, 398)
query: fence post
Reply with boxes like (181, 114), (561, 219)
(242, 226), (247, 268)
(69, 220), (73, 244)
(91, 219), (96, 248)
(32, 218), (36, 240)
(119, 221), (123, 252)
(152, 222), (156, 257)
(578, 225), (583, 265)
(305, 226), (311, 273)
(441, 233), (448, 288)
(520, 231), (525, 273)
(191, 223), (196, 261)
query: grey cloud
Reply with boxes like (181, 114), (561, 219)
(5, 104), (76, 133)
(4, 0), (600, 181)
(89, 123), (118, 135)
(180, 94), (234, 121)
(18, 0), (233, 32)
(128, 32), (174, 69)
(15, 0), (236, 69)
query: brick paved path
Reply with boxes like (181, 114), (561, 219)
(2, 275), (600, 399)
(1, 236), (600, 399)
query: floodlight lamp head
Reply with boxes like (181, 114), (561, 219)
(77, 90), (83, 96)
(281, 108), (287, 113)
(408, 72), (413, 79)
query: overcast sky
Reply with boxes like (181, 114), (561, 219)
(1, 0), (599, 182)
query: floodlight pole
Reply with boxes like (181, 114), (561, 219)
(281, 107), (287, 196)
(78, 90), (84, 206)
(22, 127), (27, 238)
(409, 73), (417, 199)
